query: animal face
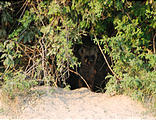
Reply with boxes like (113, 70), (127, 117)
(78, 46), (98, 66)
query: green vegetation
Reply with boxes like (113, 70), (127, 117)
(0, 0), (156, 114)
(2, 71), (37, 99)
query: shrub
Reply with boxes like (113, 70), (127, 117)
(2, 71), (37, 99)
(0, 1), (155, 113)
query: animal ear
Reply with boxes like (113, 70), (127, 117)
(78, 47), (85, 56)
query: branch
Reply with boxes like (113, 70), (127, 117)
(153, 33), (156, 54)
(69, 69), (91, 91)
(153, 33), (156, 71)
(95, 37), (122, 81)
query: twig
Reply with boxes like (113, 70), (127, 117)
(25, 60), (40, 74)
(153, 33), (156, 71)
(38, 19), (55, 78)
(15, 42), (32, 59)
(18, 0), (28, 26)
(153, 33), (156, 54)
(39, 37), (46, 77)
(16, 0), (27, 16)
(69, 69), (91, 91)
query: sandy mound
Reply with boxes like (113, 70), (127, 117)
(0, 86), (155, 119)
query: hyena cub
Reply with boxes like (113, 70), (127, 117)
(78, 45), (98, 91)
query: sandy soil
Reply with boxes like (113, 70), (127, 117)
(0, 86), (155, 119)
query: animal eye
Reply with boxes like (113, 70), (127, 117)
(91, 55), (95, 60)
(84, 56), (89, 59)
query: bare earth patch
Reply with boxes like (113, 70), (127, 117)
(0, 86), (155, 119)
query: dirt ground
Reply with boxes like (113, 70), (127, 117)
(0, 86), (155, 119)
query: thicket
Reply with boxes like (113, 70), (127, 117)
(0, 0), (156, 112)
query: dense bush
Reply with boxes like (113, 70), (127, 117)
(0, 0), (156, 112)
